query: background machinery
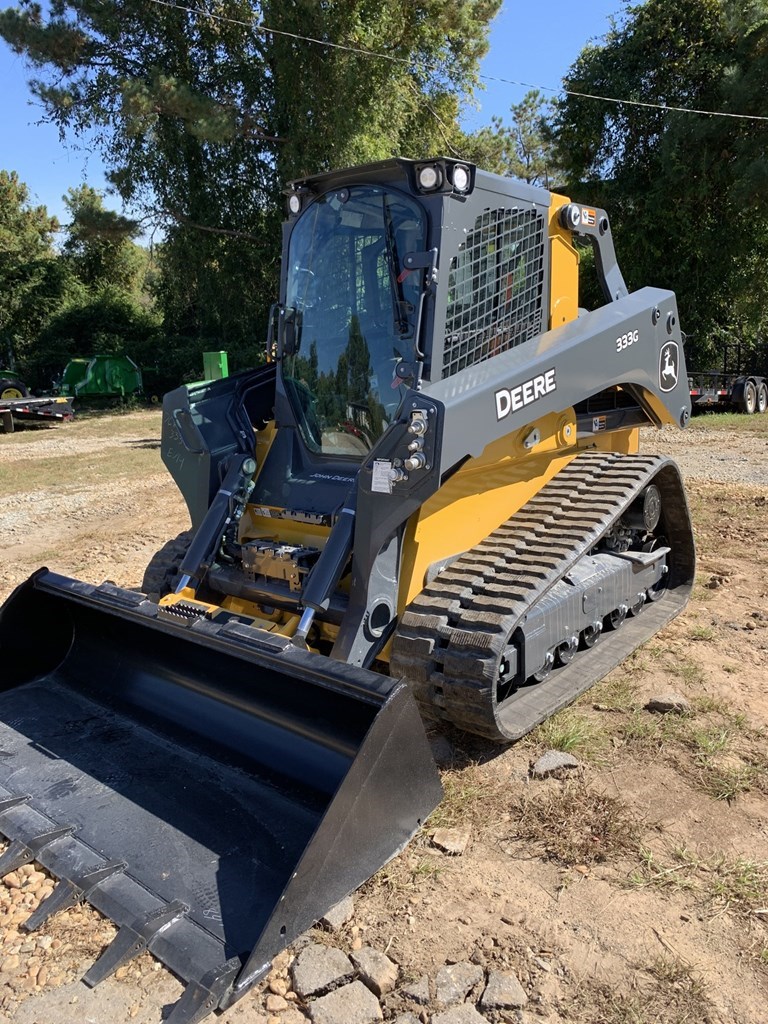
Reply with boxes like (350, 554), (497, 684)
(688, 339), (768, 414)
(0, 367), (73, 433)
(0, 158), (695, 1023)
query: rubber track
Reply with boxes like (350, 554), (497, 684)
(391, 451), (695, 741)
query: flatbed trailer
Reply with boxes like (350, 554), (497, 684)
(688, 341), (768, 414)
(0, 395), (74, 433)
(688, 370), (768, 413)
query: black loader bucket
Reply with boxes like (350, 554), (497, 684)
(0, 571), (442, 1023)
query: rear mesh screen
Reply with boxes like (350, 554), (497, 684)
(443, 207), (545, 377)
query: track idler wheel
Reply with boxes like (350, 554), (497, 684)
(629, 592), (646, 616)
(556, 635), (579, 666)
(532, 652), (555, 683)
(605, 604), (628, 631)
(580, 620), (603, 649)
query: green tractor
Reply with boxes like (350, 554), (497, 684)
(0, 369), (31, 400)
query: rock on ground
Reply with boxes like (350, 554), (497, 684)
(431, 828), (471, 856)
(276, 1007), (309, 1024)
(320, 896), (355, 932)
(645, 693), (692, 714)
(530, 750), (580, 778)
(432, 1005), (488, 1024)
(480, 968), (528, 1010)
(435, 962), (484, 1005)
(351, 946), (398, 997)
(290, 944), (354, 999)
(398, 975), (430, 1005)
(308, 979), (383, 1024)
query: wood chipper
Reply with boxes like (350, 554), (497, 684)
(0, 158), (695, 1022)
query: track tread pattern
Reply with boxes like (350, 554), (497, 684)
(391, 451), (694, 740)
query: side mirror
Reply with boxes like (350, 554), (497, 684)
(278, 306), (301, 357)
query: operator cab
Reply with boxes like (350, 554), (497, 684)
(282, 184), (427, 457)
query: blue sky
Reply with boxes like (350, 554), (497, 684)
(0, 1), (621, 226)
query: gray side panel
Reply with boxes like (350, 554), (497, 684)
(424, 286), (690, 474)
(161, 367), (276, 531)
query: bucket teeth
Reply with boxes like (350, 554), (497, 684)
(23, 861), (126, 932)
(0, 825), (75, 877)
(0, 795), (30, 815)
(84, 900), (189, 987)
(165, 959), (243, 1024)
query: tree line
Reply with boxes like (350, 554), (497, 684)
(2, 0), (767, 391)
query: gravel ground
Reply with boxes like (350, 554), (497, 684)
(642, 422), (768, 484)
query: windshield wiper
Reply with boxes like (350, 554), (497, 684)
(382, 196), (410, 336)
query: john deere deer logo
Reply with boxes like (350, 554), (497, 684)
(659, 342), (679, 393)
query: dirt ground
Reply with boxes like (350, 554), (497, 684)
(0, 409), (766, 1024)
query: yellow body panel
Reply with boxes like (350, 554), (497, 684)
(548, 191), (580, 330)
(379, 422), (640, 663)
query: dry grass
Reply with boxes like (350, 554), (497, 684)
(0, 409), (165, 497)
(629, 845), (768, 917)
(528, 709), (609, 762)
(575, 956), (711, 1024)
(427, 768), (488, 830)
(509, 780), (647, 866)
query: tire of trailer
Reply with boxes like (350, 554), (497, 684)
(141, 531), (193, 601)
(741, 379), (758, 415)
(0, 377), (30, 400)
(757, 381), (768, 414)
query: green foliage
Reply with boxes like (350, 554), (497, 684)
(553, 0), (768, 362)
(0, 0), (501, 365)
(0, 168), (162, 390)
(0, 169), (74, 369)
(462, 90), (563, 187)
(28, 285), (162, 387)
(62, 184), (145, 293)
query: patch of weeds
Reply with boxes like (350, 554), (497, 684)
(688, 724), (732, 757)
(510, 780), (646, 866)
(586, 675), (638, 712)
(639, 641), (666, 661)
(696, 762), (762, 802)
(367, 852), (443, 898)
(409, 857), (443, 882)
(706, 856), (768, 914)
(628, 846), (699, 895)
(675, 712), (766, 801)
(530, 709), (608, 761)
(689, 624), (715, 641)
(619, 709), (690, 753)
(666, 655), (706, 686)
(692, 694), (730, 714)
(578, 956), (711, 1024)
(629, 845), (768, 916)
(428, 769), (486, 830)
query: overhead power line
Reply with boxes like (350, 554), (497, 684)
(146, 0), (768, 123)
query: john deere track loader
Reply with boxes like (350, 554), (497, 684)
(0, 158), (695, 1021)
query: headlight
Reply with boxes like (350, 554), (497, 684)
(417, 164), (442, 191)
(287, 193), (302, 215)
(452, 164), (470, 193)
